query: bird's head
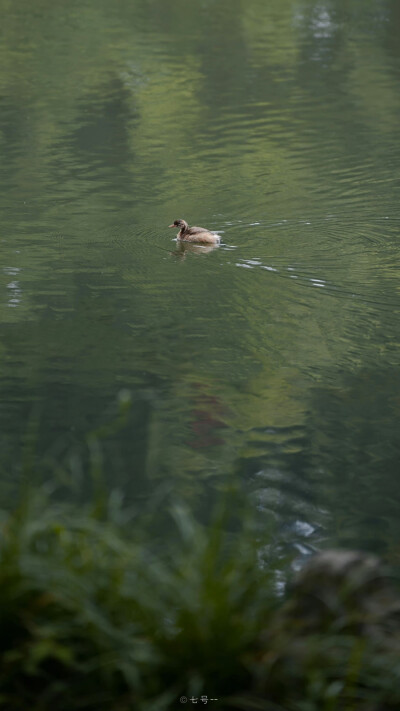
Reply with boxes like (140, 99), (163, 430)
(169, 219), (188, 230)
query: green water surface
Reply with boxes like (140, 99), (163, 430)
(0, 0), (399, 560)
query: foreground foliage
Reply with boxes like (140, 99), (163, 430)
(0, 487), (399, 711)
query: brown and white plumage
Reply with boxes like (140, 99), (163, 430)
(168, 219), (220, 245)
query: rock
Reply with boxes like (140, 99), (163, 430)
(285, 550), (400, 642)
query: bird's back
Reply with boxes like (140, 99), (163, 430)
(187, 225), (209, 235)
(185, 226), (219, 244)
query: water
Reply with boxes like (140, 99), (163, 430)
(0, 0), (400, 561)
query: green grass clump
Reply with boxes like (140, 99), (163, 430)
(0, 487), (400, 711)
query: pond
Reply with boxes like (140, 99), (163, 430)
(0, 0), (399, 562)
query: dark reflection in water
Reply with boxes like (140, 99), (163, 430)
(0, 0), (400, 562)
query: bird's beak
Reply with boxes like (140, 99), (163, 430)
(168, 224), (175, 228)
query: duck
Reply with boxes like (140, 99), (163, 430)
(168, 219), (220, 245)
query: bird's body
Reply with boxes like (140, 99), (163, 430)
(169, 219), (220, 245)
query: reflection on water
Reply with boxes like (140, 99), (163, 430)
(170, 241), (221, 260)
(0, 0), (400, 564)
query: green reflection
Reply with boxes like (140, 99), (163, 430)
(0, 0), (399, 557)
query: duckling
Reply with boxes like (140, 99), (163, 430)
(168, 219), (220, 245)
